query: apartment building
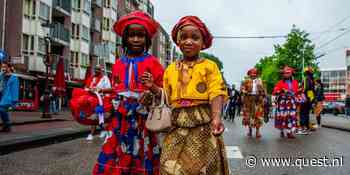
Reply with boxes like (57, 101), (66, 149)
(0, 0), (172, 110)
(152, 25), (172, 67)
(321, 68), (347, 102)
(0, 0), (72, 110)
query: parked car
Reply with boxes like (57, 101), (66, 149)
(322, 102), (345, 115)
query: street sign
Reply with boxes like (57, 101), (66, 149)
(0, 49), (7, 61)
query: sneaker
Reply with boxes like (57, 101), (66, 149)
(99, 131), (107, 138)
(296, 130), (307, 135)
(86, 134), (94, 141)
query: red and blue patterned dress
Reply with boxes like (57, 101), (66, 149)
(93, 53), (164, 175)
(273, 79), (300, 131)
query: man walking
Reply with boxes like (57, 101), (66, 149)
(0, 62), (19, 132)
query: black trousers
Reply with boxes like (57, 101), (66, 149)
(300, 101), (312, 129)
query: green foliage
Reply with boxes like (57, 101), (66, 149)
(200, 52), (223, 71)
(255, 26), (319, 93)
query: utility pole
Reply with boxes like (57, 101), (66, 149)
(41, 22), (54, 118)
(1, 0), (7, 49)
(302, 46), (305, 88)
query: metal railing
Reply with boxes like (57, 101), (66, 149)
(53, 0), (72, 14)
(50, 23), (70, 43)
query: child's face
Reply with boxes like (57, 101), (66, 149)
(178, 25), (204, 58)
(126, 24), (147, 55)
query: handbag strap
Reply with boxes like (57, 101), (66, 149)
(154, 88), (169, 107)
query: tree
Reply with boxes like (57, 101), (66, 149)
(200, 52), (223, 71)
(255, 26), (319, 93)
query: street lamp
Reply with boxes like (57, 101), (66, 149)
(41, 22), (54, 118)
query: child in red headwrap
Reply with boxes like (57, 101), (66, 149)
(93, 11), (164, 175)
(160, 16), (229, 175)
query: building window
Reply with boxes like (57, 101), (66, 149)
(81, 53), (89, 66)
(72, 23), (80, 39)
(72, 0), (81, 10)
(111, 0), (117, 10)
(83, 0), (91, 14)
(38, 38), (47, 53)
(23, 34), (30, 51)
(82, 25), (90, 41)
(104, 0), (111, 8)
(30, 36), (35, 51)
(39, 2), (50, 21)
(102, 17), (110, 31)
(70, 51), (79, 67)
(22, 35), (35, 51)
(24, 0), (36, 18)
(22, 34), (35, 55)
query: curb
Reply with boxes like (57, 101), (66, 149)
(321, 124), (350, 132)
(0, 128), (90, 155)
(6, 119), (69, 126)
(0, 118), (72, 126)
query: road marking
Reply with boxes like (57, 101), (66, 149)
(225, 146), (243, 159)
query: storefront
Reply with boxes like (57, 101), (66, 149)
(13, 73), (40, 111)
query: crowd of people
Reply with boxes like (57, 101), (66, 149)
(223, 65), (325, 139)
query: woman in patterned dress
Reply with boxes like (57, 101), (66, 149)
(273, 66), (299, 139)
(160, 16), (229, 175)
(93, 11), (164, 175)
(240, 68), (266, 138)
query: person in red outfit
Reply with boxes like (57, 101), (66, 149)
(273, 66), (299, 139)
(70, 65), (112, 127)
(83, 66), (112, 141)
(93, 11), (164, 175)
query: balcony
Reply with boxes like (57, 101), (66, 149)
(93, 43), (107, 57)
(90, 44), (102, 56)
(91, 17), (102, 32)
(50, 23), (70, 46)
(92, 0), (102, 8)
(53, 0), (71, 16)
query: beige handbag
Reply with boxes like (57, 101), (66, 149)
(145, 89), (172, 132)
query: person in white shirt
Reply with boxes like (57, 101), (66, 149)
(85, 66), (111, 141)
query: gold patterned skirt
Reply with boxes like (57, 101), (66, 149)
(160, 105), (229, 175)
(242, 95), (264, 128)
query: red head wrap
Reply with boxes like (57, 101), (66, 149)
(113, 11), (159, 38)
(281, 66), (295, 74)
(247, 68), (258, 76)
(171, 16), (213, 50)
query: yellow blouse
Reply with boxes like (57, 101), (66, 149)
(163, 58), (228, 108)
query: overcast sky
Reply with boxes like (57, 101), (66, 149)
(153, 0), (350, 85)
